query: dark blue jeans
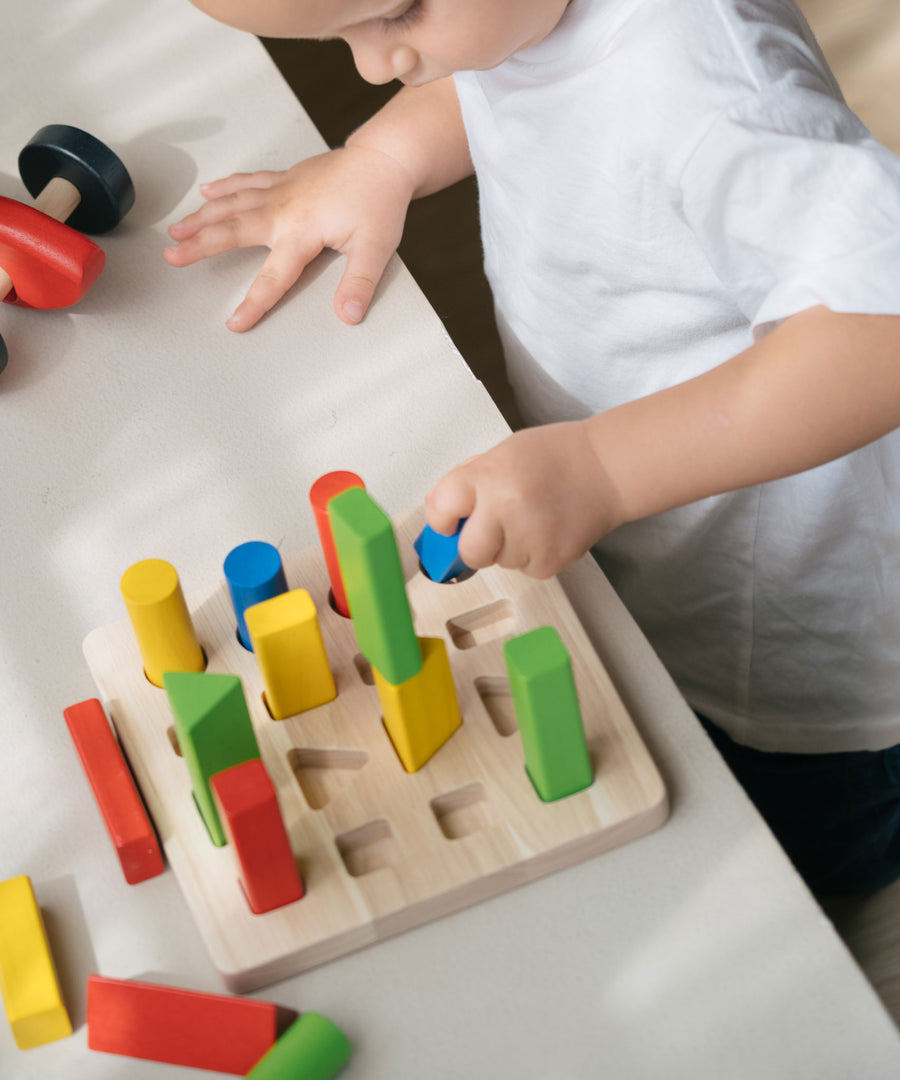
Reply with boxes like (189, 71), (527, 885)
(697, 714), (900, 896)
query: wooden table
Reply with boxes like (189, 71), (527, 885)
(1, 2), (899, 1076)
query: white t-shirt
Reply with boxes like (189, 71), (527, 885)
(454, 0), (900, 753)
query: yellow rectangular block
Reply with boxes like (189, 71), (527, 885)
(245, 589), (337, 720)
(0, 876), (72, 1050)
(374, 637), (462, 772)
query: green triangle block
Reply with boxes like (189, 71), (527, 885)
(503, 626), (594, 802)
(163, 671), (261, 846)
(247, 1012), (352, 1079)
(328, 487), (422, 686)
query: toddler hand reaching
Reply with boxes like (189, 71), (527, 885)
(425, 422), (623, 580)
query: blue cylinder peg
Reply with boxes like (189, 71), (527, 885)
(223, 541), (288, 650)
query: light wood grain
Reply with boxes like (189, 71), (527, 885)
(83, 507), (668, 993)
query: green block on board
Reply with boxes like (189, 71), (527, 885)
(328, 487), (422, 686)
(503, 626), (594, 802)
(163, 671), (261, 846)
(247, 1012), (352, 1079)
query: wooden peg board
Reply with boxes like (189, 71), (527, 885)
(83, 508), (668, 993)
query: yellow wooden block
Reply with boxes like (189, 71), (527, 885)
(245, 588), (337, 720)
(0, 876), (72, 1050)
(374, 637), (462, 772)
(120, 559), (205, 688)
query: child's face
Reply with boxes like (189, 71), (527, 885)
(191, 0), (572, 86)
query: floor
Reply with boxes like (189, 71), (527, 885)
(262, 0), (900, 1029)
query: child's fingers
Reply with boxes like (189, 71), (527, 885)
(333, 237), (398, 325)
(226, 236), (324, 331)
(457, 512), (505, 570)
(197, 170), (279, 200)
(167, 187), (269, 243)
(425, 469), (476, 535)
(164, 210), (271, 268)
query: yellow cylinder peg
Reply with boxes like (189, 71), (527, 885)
(245, 588), (337, 720)
(120, 559), (205, 687)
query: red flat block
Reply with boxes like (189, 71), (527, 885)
(309, 471), (365, 617)
(211, 758), (305, 914)
(63, 698), (164, 884)
(0, 196), (104, 309)
(87, 975), (279, 1073)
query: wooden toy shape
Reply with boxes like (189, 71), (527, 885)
(245, 588), (337, 720)
(504, 626), (594, 802)
(120, 558), (205, 687)
(309, 471), (365, 617)
(18, 124), (135, 235)
(86, 974), (277, 1073)
(329, 487), (422, 686)
(247, 1012), (352, 1079)
(163, 671), (262, 846)
(211, 758), (306, 914)
(224, 541), (288, 650)
(0, 876), (72, 1050)
(0, 195), (105, 309)
(63, 698), (164, 884)
(414, 520), (470, 583)
(374, 637), (462, 772)
(2, 125), (133, 312)
(83, 506), (668, 992)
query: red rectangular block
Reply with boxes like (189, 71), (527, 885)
(63, 698), (164, 884)
(86, 975), (278, 1073)
(211, 758), (305, 914)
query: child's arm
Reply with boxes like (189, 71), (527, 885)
(426, 306), (900, 578)
(164, 77), (472, 330)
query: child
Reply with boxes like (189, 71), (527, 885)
(166, 0), (900, 896)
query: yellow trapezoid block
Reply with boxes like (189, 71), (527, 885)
(374, 637), (462, 772)
(245, 589), (337, 720)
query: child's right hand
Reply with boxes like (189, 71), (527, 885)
(163, 145), (416, 331)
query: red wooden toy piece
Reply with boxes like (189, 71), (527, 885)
(309, 471), (365, 617)
(211, 758), (305, 915)
(86, 975), (279, 1073)
(0, 196), (104, 309)
(63, 698), (164, 884)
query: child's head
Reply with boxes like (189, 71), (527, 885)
(190, 0), (572, 87)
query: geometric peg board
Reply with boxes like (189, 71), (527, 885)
(82, 507), (669, 993)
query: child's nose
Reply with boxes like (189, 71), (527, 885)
(348, 37), (417, 86)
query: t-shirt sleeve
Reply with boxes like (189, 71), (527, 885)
(678, 82), (900, 337)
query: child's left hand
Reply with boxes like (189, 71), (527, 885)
(424, 422), (623, 579)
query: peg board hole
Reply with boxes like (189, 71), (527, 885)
(166, 725), (183, 757)
(336, 819), (400, 877)
(288, 748), (369, 810)
(446, 600), (518, 649)
(431, 782), (497, 840)
(475, 676), (518, 737)
(353, 654), (375, 685)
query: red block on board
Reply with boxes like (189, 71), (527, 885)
(63, 698), (164, 884)
(211, 758), (305, 915)
(86, 975), (278, 1073)
(309, 471), (365, 617)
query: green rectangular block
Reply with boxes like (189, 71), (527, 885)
(503, 626), (594, 802)
(163, 671), (261, 846)
(328, 487), (422, 686)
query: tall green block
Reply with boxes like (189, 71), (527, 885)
(163, 671), (261, 846)
(247, 1012), (352, 1079)
(328, 487), (422, 686)
(503, 626), (594, 802)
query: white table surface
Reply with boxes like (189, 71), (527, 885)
(2, 2), (900, 1077)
